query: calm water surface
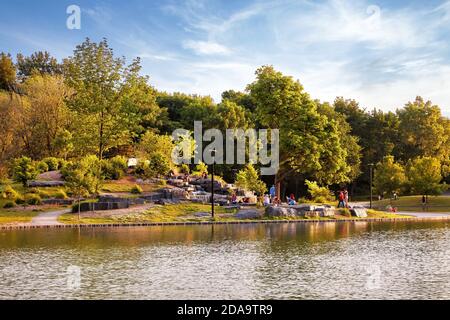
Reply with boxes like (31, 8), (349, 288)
(0, 221), (449, 300)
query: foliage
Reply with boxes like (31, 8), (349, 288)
(64, 155), (102, 203)
(195, 161), (208, 176)
(2, 201), (15, 209)
(12, 156), (38, 187)
(102, 155), (128, 180)
(42, 157), (60, 171)
(406, 157), (446, 196)
(373, 156), (406, 196)
(36, 161), (49, 173)
(130, 185), (143, 194)
(26, 194), (42, 205)
(180, 164), (190, 175)
(16, 51), (62, 78)
(54, 189), (68, 199)
(63, 38), (161, 158)
(148, 153), (172, 177)
(305, 180), (334, 203)
(235, 164), (267, 195)
(0, 52), (16, 91)
(1, 185), (19, 200)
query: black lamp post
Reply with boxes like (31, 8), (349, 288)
(369, 163), (374, 209)
(211, 148), (216, 219)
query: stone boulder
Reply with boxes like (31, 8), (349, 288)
(234, 209), (263, 220)
(350, 206), (368, 218)
(265, 206), (298, 218)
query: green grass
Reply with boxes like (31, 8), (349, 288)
(57, 202), (412, 225)
(0, 206), (63, 225)
(58, 203), (232, 224)
(100, 181), (164, 193)
(373, 195), (450, 212)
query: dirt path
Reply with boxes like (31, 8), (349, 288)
(31, 209), (71, 226)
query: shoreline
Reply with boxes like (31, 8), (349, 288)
(1, 215), (449, 230)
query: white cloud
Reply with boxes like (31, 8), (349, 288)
(182, 40), (231, 55)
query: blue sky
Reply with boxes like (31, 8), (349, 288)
(1, 0), (450, 115)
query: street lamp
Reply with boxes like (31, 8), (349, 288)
(211, 148), (216, 219)
(369, 163), (374, 209)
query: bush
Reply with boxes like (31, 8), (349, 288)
(305, 180), (334, 203)
(28, 187), (40, 194)
(2, 201), (16, 209)
(26, 194), (42, 205)
(1, 185), (19, 200)
(38, 190), (50, 198)
(180, 164), (190, 175)
(102, 156), (128, 180)
(36, 161), (49, 173)
(130, 185), (143, 194)
(54, 189), (67, 199)
(42, 157), (60, 171)
(57, 158), (68, 170)
(15, 195), (26, 205)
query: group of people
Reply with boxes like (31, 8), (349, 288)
(337, 189), (349, 208)
(261, 185), (297, 206)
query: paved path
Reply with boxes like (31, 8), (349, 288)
(31, 209), (71, 226)
(396, 211), (450, 218)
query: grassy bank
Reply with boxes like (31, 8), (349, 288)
(373, 195), (450, 212)
(57, 203), (411, 225)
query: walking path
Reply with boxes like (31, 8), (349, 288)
(30, 209), (70, 226)
(396, 211), (450, 218)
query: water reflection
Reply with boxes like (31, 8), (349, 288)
(0, 221), (448, 299)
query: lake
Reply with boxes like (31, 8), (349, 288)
(0, 221), (449, 300)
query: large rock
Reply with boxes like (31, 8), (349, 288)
(28, 180), (65, 187)
(265, 206), (298, 218)
(351, 206), (368, 218)
(235, 209), (263, 219)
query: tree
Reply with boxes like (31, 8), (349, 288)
(137, 131), (174, 163)
(214, 100), (249, 130)
(0, 53), (16, 91)
(64, 38), (160, 159)
(12, 156), (38, 187)
(64, 158), (98, 220)
(247, 66), (352, 191)
(406, 157), (446, 199)
(305, 180), (334, 203)
(16, 51), (61, 79)
(21, 74), (72, 158)
(235, 164), (267, 196)
(148, 152), (171, 177)
(397, 97), (448, 161)
(373, 156), (406, 197)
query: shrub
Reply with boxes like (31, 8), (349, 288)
(2, 201), (15, 209)
(305, 180), (334, 203)
(102, 156), (127, 180)
(26, 194), (42, 205)
(15, 195), (26, 205)
(12, 156), (38, 187)
(130, 185), (143, 194)
(38, 190), (50, 198)
(180, 164), (190, 175)
(2, 185), (19, 200)
(57, 158), (68, 170)
(28, 187), (40, 194)
(42, 157), (59, 171)
(338, 208), (352, 217)
(36, 161), (49, 173)
(135, 160), (152, 179)
(54, 189), (67, 199)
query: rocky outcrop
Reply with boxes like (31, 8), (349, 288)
(234, 209), (263, 219)
(265, 204), (337, 218)
(350, 206), (368, 218)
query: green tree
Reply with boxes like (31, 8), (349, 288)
(137, 131), (174, 163)
(0, 53), (16, 91)
(305, 180), (334, 203)
(64, 38), (160, 159)
(406, 157), (446, 199)
(12, 156), (38, 187)
(21, 74), (72, 158)
(16, 51), (62, 79)
(373, 156), (406, 197)
(248, 66), (352, 189)
(397, 97), (449, 161)
(65, 159), (98, 219)
(235, 164), (267, 196)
